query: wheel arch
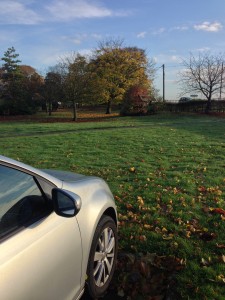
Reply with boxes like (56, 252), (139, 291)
(102, 207), (117, 226)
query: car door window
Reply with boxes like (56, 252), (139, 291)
(0, 165), (51, 240)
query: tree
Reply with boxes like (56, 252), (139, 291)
(0, 47), (30, 115)
(0, 72), (38, 115)
(44, 71), (63, 115)
(63, 54), (89, 121)
(0, 47), (44, 115)
(24, 71), (44, 110)
(120, 85), (152, 115)
(179, 52), (225, 113)
(89, 41), (153, 114)
(1, 47), (21, 71)
(1, 47), (21, 76)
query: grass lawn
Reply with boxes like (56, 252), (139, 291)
(1, 113), (225, 299)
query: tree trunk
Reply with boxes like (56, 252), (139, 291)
(106, 99), (112, 114)
(72, 101), (77, 121)
(205, 98), (212, 114)
(48, 100), (52, 116)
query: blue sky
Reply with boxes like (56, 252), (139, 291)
(1, 0), (224, 100)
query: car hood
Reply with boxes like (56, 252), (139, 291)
(42, 169), (86, 182)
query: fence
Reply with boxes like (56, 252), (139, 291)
(163, 100), (225, 113)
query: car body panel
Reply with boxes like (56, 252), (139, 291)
(42, 169), (87, 182)
(0, 213), (83, 300)
(62, 179), (117, 285)
(0, 155), (117, 300)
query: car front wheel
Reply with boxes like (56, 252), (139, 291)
(87, 215), (117, 298)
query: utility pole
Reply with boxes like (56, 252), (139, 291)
(220, 62), (223, 100)
(162, 64), (165, 101)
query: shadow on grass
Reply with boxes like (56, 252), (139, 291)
(81, 252), (185, 300)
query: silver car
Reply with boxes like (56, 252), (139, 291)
(0, 156), (117, 300)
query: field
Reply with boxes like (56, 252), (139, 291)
(1, 112), (225, 299)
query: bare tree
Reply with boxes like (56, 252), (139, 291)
(179, 52), (225, 113)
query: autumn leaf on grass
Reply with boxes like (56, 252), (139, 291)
(219, 255), (225, 264)
(186, 231), (192, 239)
(207, 187), (222, 196)
(200, 257), (211, 267)
(198, 186), (207, 193)
(212, 208), (225, 216)
(216, 274), (225, 284)
(159, 256), (186, 272)
(173, 187), (179, 194)
(126, 203), (133, 210)
(162, 234), (174, 240)
(198, 186), (222, 196)
(137, 196), (144, 208)
(216, 243), (225, 249)
(139, 235), (147, 242)
(129, 167), (136, 173)
(114, 195), (123, 203)
(144, 224), (153, 230)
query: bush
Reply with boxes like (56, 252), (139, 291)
(120, 85), (151, 116)
(147, 101), (166, 114)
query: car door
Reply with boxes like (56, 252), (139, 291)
(0, 165), (83, 300)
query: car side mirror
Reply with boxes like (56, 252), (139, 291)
(52, 188), (82, 218)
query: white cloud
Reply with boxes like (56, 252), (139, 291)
(91, 33), (102, 40)
(152, 27), (166, 35)
(137, 31), (147, 38)
(154, 54), (181, 64)
(170, 55), (180, 62)
(0, 0), (41, 24)
(194, 21), (223, 32)
(78, 48), (92, 57)
(45, 0), (113, 20)
(0, 0), (129, 25)
(61, 33), (102, 45)
(195, 47), (211, 52)
(61, 33), (88, 45)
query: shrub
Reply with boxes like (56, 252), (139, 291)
(120, 85), (151, 116)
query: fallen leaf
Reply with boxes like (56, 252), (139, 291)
(216, 243), (225, 249)
(220, 255), (225, 264)
(212, 208), (225, 216)
(216, 274), (225, 284)
(200, 257), (211, 267)
(126, 203), (133, 210)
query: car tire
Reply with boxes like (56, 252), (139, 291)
(87, 215), (118, 299)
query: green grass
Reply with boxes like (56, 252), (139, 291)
(1, 113), (225, 299)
